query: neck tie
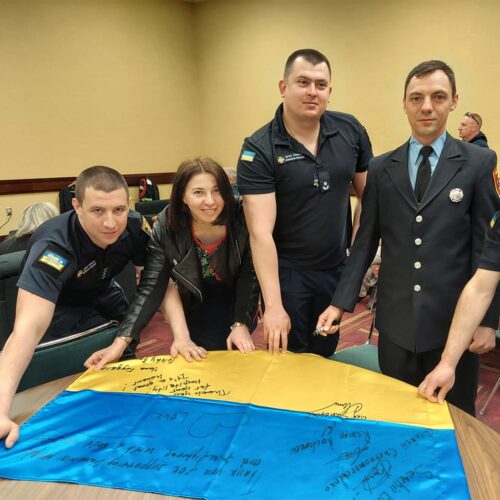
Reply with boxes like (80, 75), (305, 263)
(415, 146), (433, 202)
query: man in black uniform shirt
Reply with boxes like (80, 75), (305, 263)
(237, 48), (372, 356)
(20, 197), (149, 340)
(0, 166), (150, 448)
(419, 211), (500, 404)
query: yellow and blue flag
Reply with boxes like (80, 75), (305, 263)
(240, 150), (256, 162)
(0, 351), (469, 498)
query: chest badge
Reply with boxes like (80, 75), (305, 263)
(449, 188), (464, 203)
(76, 260), (97, 278)
(276, 153), (306, 165)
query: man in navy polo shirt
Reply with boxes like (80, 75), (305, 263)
(0, 166), (150, 448)
(237, 49), (372, 357)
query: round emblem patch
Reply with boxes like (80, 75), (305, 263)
(449, 188), (464, 203)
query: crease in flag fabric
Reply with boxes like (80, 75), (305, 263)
(0, 351), (469, 499)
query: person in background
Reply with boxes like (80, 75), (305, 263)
(0, 202), (58, 255)
(0, 166), (150, 448)
(224, 167), (241, 199)
(237, 48), (372, 357)
(318, 60), (499, 415)
(85, 157), (260, 369)
(458, 112), (489, 148)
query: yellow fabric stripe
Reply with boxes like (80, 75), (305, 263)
(69, 350), (453, 429)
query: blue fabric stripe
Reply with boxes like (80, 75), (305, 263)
(0, 390), (469, 499)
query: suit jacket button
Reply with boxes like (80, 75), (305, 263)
(414, 284), (422, 292)
(414, 261), (422, 269)
(415, 238), (422, 246)
(415, 215), (423, 222)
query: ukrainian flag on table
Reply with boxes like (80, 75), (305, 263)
(0, 351), (469, 499)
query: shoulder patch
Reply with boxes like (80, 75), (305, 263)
(38, 249), (69, 271)
(493, 167), (500, 198)
(141, 216), (152, 237)
(32, 244), (74, 279)
(241, 150), (256, 162)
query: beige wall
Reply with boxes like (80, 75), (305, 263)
(1, 0), (499, 233)
(0, 0), (195, 231)
(197, 0), (500, 165)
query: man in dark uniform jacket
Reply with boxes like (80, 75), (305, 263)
(317, 60), (499, 415)
(419, 211), (500, 404)
(238, 48), (372, 357)
(0, 166), (150, 448)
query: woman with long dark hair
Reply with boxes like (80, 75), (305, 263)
(85, 158), (260, 366)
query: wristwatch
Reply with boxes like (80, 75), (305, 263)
(229, 322), (245, 331)
(117, 335), (133, 346)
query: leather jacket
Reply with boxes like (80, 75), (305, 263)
(118, 204), (260, 342)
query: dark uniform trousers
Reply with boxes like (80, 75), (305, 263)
(44, 281), (129, 341)
(378, 335), (479, 415)
(279, 265), (342, 357)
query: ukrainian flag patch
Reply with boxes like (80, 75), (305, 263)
(38, 250), (68, 272)
(490, 213), (497, 228)
(241, 150), (256, 162)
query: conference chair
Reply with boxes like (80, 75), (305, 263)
(329, 291), (380, 373)
(17, 321), (118, 392)
(0, 251), (25, 346)
(478, 330), (500, 416)
(479, 376), (500, 416)
(0, 250), (120, 392)
(134, 199), (169, 225)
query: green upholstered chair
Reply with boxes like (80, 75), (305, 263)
(330, 343), (380, 373)
(0, 251), (26, 348)
(17, 322), (118, 392)
(0, 249), (120, 392)
(329, 305), (381, 373)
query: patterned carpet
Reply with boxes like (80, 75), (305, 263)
(136, 298), (499, 433)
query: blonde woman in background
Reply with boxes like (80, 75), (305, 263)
(0, 202), (58, 255)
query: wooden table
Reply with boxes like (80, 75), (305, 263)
(1, 374), (499, 499)
(449, 403), (500, 498)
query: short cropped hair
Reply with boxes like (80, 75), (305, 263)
(284, 49), (332, 80)
(14, 202), (58, 238)
(75, 166), (129, 203)
(404, 60), (456, 97)
(168, 157), (236, 232)
(464, 112), (482, 129)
